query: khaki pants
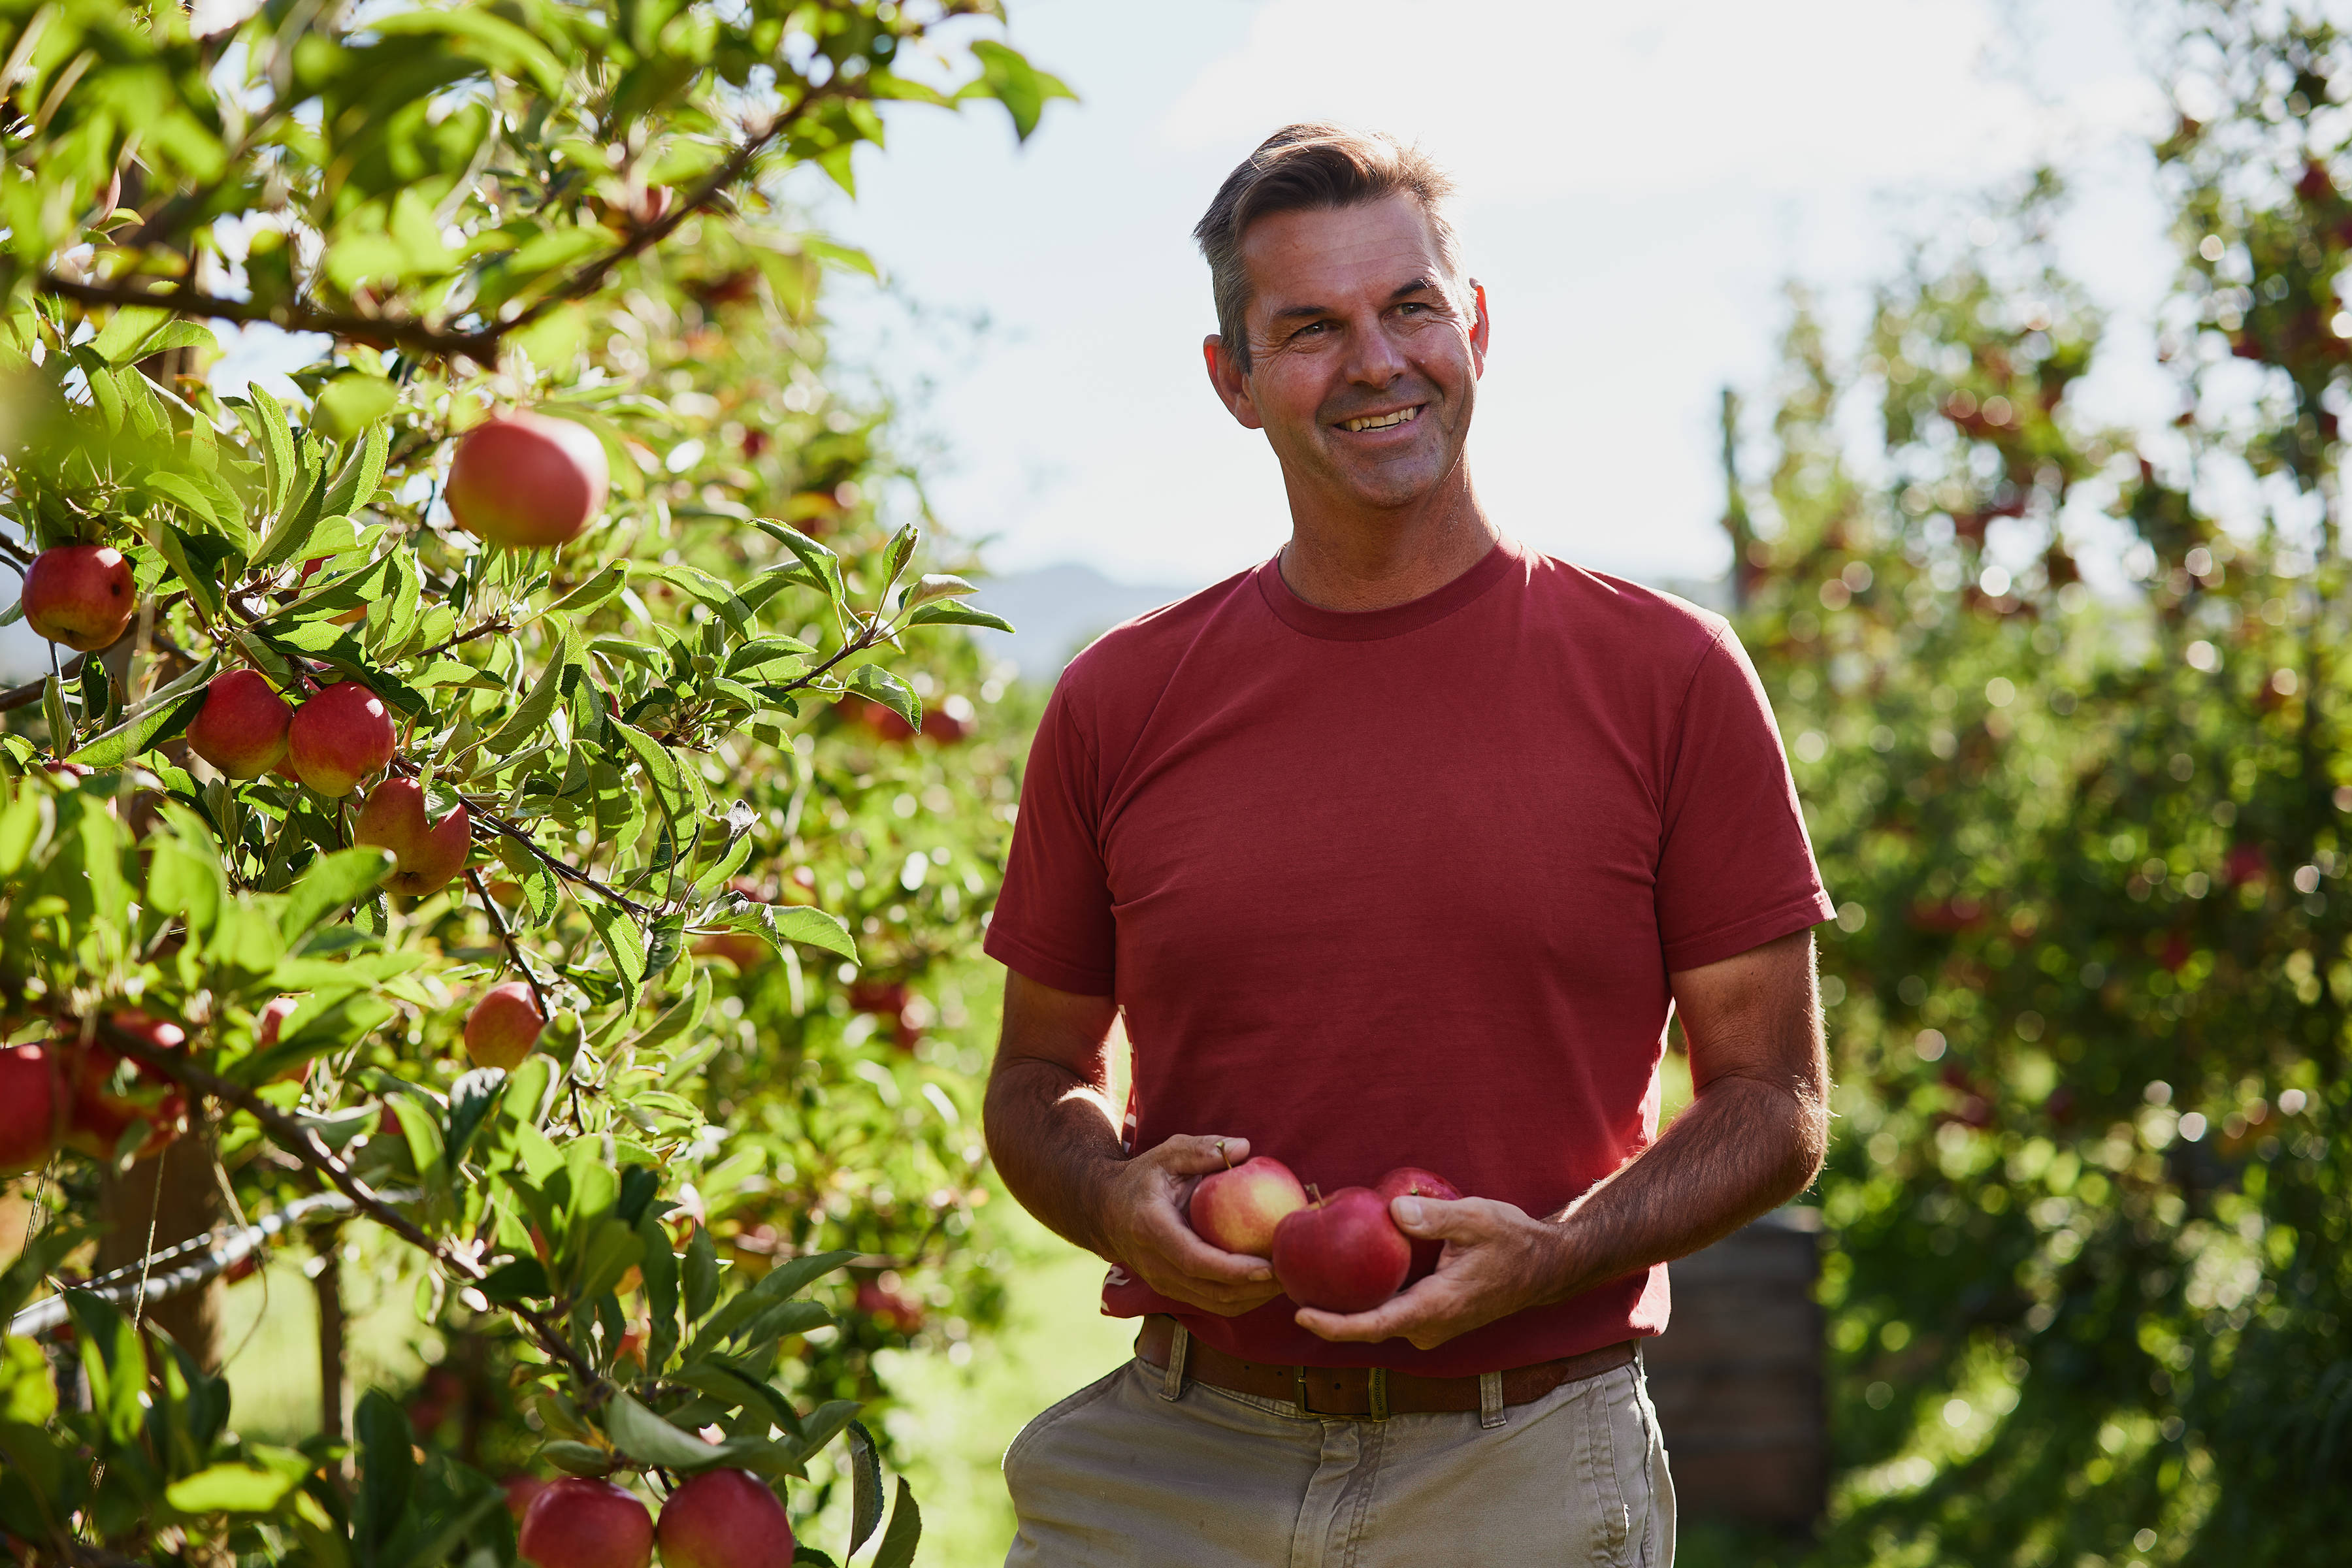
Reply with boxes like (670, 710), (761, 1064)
(1002, 1345), (1675, 1566)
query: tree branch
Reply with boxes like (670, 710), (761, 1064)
(35, 276), (502, 362)
(94, 1019), (603, 1393)
(468, 866), (554, 1022)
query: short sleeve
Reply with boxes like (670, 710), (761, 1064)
(984, 678), (1119, 996)
(1654, 627), (1835, 972)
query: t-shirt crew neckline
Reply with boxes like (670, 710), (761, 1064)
(1254, 532), (1524, 642)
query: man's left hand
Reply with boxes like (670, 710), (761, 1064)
(1292, 1195), (1571, 1350)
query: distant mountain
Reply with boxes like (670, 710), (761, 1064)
(966, 563), (1198, 681)
(965, 561), (1732, 682)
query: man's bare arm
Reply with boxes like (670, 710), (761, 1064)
(1297, 928), (1829, 1347)
(984, 970), (1284, 1316)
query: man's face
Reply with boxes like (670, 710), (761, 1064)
(1207, 193), (1488, 514)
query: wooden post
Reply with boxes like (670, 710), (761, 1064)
(94, 1131), (223, 1370)
(1643, 1206), (1827, 1529)
(314, 1228), (348, 1445)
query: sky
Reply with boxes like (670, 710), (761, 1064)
(0, 0), (2193, 681)
(809, 0), (2181, 591)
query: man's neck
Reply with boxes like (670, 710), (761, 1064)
(1276, 475), (1500, 613)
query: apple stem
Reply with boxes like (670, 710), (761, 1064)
(1305, 1183), (1322, 1206)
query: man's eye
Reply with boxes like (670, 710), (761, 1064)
(1294, 322), (1328, 338)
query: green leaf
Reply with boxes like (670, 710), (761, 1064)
(279, 847), (398, 940)
(314, 373), (398, 444)
(614, 723), (689, 821)
(354, 1391), (416, 1554)
(445, 1068), (506, 1169)
(964, 40), (1075, 142)
(869, 1477), (922, 1568)
(476, 1256), (553, 1304)
(89, 304), (176, 365)
(749, 1249), (857, 1306)
(603, 1392), (723, 1473)
(704, 900), (857, 962)
(165, 1460), (304, 1514)
(67, 683), (211, 769)
(847, 664), (920, 732)
(682, 1224), (720, 1323)
(585, 899), (647, 1013)
(907, 600), (1017, 634)
(319, 420), (391, 520)
(639, 1208), (681, 1373)
(750, 519), (843, 601)
(541, 1441), (614, 1477)
(489, 623), (578, 753)
(793, 1399), (859, 1462)
(387, 1092), (446, 1173)
(847, 1422), (884, 1554)
(542, 561), (630, 619)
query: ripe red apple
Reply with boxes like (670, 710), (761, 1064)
(0, 1045), (64, 1176)
(1375, 1167), (1463, 1285)
(188, 670), (294, 779)
(255, 995), (312, 1084)
(518, 1477), (652, 1568)
(1271, 1186), (1412, 1314)
(1189, 1154), (1308, 1258)
(287, 681), (396, 796)
(446, 413), (610, 550)
(655, 1469), (794, 1568)
(502, 1476), (552, 1526)
(353, 778), (472, 895)
(22, 545), (136, 652)
(61, 1013), (188, 1160)
(465, 981), (546, 1071)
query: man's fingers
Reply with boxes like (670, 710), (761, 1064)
(1154, 1222), (1275, 1284)
(1154, 1133), (1252, 1176)
(1388, 1194), (1482, 1237)
(1294, 1277), (1454, 1343)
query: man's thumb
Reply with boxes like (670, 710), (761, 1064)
(1390, 1195), (1465, 1235)
(1167, 1134), (1250, 1174)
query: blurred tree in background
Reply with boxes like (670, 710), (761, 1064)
(1703, 4), (2352, 1563)
(0, 2), (1064, 1565)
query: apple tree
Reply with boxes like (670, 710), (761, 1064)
(1704, 12), (2352, 1563)
(0, 1), (1066, 1564)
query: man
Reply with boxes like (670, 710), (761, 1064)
(982, 123), (1833, 1567)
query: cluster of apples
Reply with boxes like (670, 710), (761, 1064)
(20, 410), (606, 666)
(0, 1012), (191, 1176)
(1189, 1155), (1463, 1314)
(506, 1467), (794, 1568)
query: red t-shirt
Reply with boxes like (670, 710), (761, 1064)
(985, 535), (1833, 1376)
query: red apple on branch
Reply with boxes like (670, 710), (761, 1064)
(61, 1012), (188, 1160)
(518, 1477), (652, 1568)
(1374, 1166), (1462, 1284)
(465, 982), (546, 1071)
(23, 545), (136, 653)
(353, 778), (472, 895)
(655, 1468), (795, 1568)
(287, 681), (396, 796)
(1271, 1185), (1412, 1314)
(446, 412), (610, 550)
(0, 1045), (65, 1177)
(1188, 1154), (1307, 1258)
(187, 670), (294, 779)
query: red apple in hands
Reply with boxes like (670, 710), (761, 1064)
(655, 1469), (795, 1568)
(1188, 1154), (1308, 1258)
(519, 1477), (651, 1568)
(287, 681), (396, 796)
(188, 670), (293, 779)
(22, 545), (135, 651)
(1375, 1167), (1463, 1285)
(353, 778), (472, 895)
(0, 1046), (65, 1176)
(447, 413), (610, 550)
(465, 981), (546, 1071)
(1272, 1186), (1413, 1315)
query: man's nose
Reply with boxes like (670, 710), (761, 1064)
(1341, 312), (1410, 387)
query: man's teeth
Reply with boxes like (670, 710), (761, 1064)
(1340, 407), (1419, 433)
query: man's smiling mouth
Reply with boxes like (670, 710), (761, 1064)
(1336, 405), (1422, 433)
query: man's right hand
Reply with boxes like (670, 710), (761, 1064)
(1092, 1134), (1286, 1316)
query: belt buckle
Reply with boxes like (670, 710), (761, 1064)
(1294, 1365), (1390, 1420)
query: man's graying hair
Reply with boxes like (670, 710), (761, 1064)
(1192, 123), (1463, 374)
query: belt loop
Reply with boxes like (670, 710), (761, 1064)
(1294, 1364), (1311, 1416)
(1158, 1322), (1189, 1401)
(1368, 1366), (1389, 1422)
(1478, 1370), (1506, 1429)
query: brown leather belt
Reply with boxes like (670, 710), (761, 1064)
(1135, 1315), (1635, 1420)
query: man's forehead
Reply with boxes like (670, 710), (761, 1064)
(1238, 195), (1452, 317)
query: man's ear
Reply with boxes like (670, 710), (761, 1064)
(1202, 333), (1264, 431)
(1467, 280), (1490, 376)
